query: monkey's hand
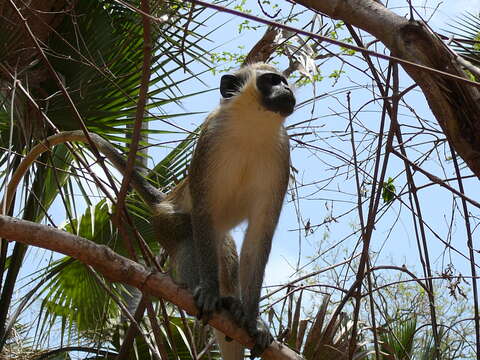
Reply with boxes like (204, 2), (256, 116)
(247, 319), (273, 359)
(193, 284), (222, 322)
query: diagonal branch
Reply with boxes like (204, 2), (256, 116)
(0, 215), (303, 360)
(293, 0), (480, 177)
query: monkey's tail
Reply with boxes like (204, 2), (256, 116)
(1, 130), (165, 213)
(78, 131), (166, 206)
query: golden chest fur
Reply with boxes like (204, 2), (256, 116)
(205, 104), (288, 231)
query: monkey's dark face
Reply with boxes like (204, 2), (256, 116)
(220, 70), (296, 116)
(256, 72), (295, 116)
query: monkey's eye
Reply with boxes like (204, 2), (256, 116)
(257, 73), (289, 90)
(264, 73), (283, 85)
(257, 72), (289, 96)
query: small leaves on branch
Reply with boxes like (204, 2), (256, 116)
(382, 177), (396, 204)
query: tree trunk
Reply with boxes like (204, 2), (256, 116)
(295, 0), (480, 177)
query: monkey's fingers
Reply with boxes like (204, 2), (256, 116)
(248, 320), (273, 359)
(193, 286), (222, 323)
(220, 296), (244, 342)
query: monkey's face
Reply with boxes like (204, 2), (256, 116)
(256, 72), (295, 116)
(220, 67), (296, 117)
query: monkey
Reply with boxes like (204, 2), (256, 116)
(188, 62), (294, 357)
(148, 62), (295, 358)
(3, 62), (295, 359)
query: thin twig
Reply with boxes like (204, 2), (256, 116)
(391, 149), (480, 210)
(115, 0), (153, 246)
(390, 63), (440, 358)
(449, 145), (480, 360)
(187, 0), (480, 88)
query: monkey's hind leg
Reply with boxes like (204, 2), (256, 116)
(170, 238), (200, 292)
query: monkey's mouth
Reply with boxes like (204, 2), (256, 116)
(263, 93), (296, 116)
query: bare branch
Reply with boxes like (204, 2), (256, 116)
(0, 215), (303, 360)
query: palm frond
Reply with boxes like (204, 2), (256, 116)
(379, 317), (416, 360)
(445, 12), (480, 66)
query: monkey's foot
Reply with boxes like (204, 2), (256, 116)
(193, 285), (221, 323)
(247, 319), (273, 359)
(220, 299), (273, 356)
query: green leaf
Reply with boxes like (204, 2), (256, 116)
(39, 201), (122, 333)
(382, 177), (396, 204)
(446, 12), (480, 67)
(379, 317), (417, 359)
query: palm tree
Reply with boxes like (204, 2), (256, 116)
(374, 317), (450, 360)
(0, 0), (219, 358)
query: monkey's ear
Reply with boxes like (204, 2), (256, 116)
(220, 74), (242, 98)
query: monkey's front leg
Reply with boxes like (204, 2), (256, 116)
(238, 219), (276, 357)
(191, 212), (223, 321)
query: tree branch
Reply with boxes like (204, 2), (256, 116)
(294, 0), (480, 177)
(0, 215), (303, 360)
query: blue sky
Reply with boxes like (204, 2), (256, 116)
(156, 0), (480, 285)
(154, 3), (480, 327)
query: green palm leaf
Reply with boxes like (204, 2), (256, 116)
(445, 12), (480, 66)
(0, 0), (221, 355)
(38, 200), (121, 333)
(379, 317), (416, 360)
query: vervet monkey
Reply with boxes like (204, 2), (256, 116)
(188, 63), (294, 358)
(153, 62), (295, 358)
(6, 62), (295, 359)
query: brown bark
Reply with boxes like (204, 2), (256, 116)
(295, 0), (480, 177)
(0, 215), (303, 360)
(245, 27), (282, 64)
